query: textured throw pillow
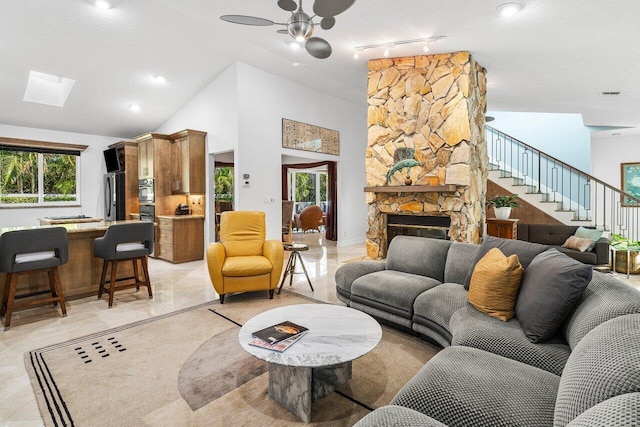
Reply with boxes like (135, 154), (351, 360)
(463, 236), (549, 289)
(468, 248), (524, 322)
(574, 226), (603, 251)
(515, 249), (592, 343)
(562, 235), (593, 253)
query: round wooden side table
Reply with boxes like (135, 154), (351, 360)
(278, 243), (314, 293)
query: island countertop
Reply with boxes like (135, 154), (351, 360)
(38, 216), (104, 226)
(1, 219), (142, 235)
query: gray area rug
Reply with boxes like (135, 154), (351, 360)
(25, 293), (439, 426)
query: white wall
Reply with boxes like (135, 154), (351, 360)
(155, 62), (368, 246)
(488, 112), (592, 172)
(0, 123), (122, 227)
(591, 134), (639, 188)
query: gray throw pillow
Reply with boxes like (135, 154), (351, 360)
(515, 249), (592, 343)
(463, 236), (549, 289)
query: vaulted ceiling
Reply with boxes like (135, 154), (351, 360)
(1, 0), (638, 139)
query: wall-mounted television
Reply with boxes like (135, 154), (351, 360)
(103, 148), (122, 172)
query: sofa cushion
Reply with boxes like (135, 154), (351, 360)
(449, 306), (571, 376)
(463, 236), (549, 289)
(556, 247), (598, 264)
(386, 236), (451, 282)
(561, 236), (593, 252)
(554, 314), (640, 426)
(351, 270), (441, 319)
(443, 241), (480, 284)
(524, 224), (578, 246)
(335, 260), (386, 302)
(413, 283), (469, 334)
(468, 248), (524, 321)
(516, 249), (592, 343)
(391, 346), (560, 427)
(574, 226), (603, 251)
(561, 271), (640, 350)
(354, 405), (447, 427)
(565, 393), (640, 427)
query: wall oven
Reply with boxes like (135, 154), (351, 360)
(139, 204), (155, 222)
(138, 178), (155, 204)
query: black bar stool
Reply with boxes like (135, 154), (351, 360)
(0, 227), (69, 329)
(94, 222), (154, 307)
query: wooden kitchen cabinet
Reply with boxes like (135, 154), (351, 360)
(169, 129), (206, 194)
(156, 216), (204, 263)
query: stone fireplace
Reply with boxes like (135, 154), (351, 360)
(365, 52), (487, 259)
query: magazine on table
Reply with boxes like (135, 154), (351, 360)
(248, 330), (308, 352)
(251, 320), (309, 344)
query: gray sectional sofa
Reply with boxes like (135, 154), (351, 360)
(335, 235), (640, 426)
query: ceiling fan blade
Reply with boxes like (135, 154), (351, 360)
(220, 15), (275, 26)
(320, 17), (335, 30)
(305, 37), (332, 59)
(313, 0), (356, 17)
(277, 0), (297, 12)
(277, 29), (289, 34)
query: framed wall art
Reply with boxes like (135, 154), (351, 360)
(621, 162), (640, 207)
(282, 118), (339, 155)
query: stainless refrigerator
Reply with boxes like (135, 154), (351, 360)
(104, 172), (126, 221)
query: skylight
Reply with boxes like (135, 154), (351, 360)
(23, 71), (75, 107)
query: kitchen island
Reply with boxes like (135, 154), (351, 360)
(0, 220), (143, 303)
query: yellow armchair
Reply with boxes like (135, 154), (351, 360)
(207, 211), (284, 303)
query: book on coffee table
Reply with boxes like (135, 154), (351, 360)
(248, 330), (308, 352)
(252, 320), (308, 344)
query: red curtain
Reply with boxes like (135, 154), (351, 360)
(282, 161), (337, 241)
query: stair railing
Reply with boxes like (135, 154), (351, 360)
(486, 126), (640, 242)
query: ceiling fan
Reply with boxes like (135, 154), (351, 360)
(220, 0), (357, 59)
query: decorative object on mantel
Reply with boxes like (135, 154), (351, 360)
(487, 194), (520, 220)
(364, 184), (456, 193)
(385, 148), (422, 185)
(620, 162), (640, 207)
(282, 118), (339, 155)
(220, 0), (357, 59)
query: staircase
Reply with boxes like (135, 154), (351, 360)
(485, 126), (640, 242)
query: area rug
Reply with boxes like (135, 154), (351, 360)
(25, 292), (439, 426)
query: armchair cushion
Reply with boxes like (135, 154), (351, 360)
(222, 256), (273, 277)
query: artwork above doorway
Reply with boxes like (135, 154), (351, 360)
(282, 118), (339, 155)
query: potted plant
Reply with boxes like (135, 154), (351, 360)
(609, 234), (640, 274)
(487, 194), (520, 220)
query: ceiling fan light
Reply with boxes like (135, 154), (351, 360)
(287, 11), (314, 42)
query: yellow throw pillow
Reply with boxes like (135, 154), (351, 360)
(468, 247), (524, 321)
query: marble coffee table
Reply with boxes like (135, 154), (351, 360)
(238, 304), (382, 423)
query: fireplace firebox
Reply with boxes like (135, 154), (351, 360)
(386, 214), (451, 251)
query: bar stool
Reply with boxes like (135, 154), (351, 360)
(0, 227), (68, 329)
(94, 222), (154, 307)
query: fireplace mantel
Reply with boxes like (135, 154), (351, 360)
(363, 185), (457, 193)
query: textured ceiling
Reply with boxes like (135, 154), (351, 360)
(0, 0), (638, 139)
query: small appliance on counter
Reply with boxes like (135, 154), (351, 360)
(175, 204), (190, 215)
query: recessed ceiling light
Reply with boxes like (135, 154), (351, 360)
(292, 62), (301, 67)
(95, 0), (112, 10)
(129, 104), (140, 112)
(497, 2), (524, 17)
(153, 75), (166, 84)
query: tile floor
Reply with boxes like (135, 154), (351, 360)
(0, 232), (364, 426)
(1, 234), (639, 426)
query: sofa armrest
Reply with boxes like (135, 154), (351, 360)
(263, 240), (285, 288)
(593, 237), (609, 265)
(335, 260), (386, 301)
(206, 242), (227, 295)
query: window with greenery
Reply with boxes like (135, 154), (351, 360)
(289, 170), (327, 213)
(1, 148), (79, 205)
(214, 166), (234, 202)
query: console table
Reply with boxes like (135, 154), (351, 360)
(487, 218), (519, 240)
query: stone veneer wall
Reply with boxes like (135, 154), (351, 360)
(365, 52), (487, 259)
